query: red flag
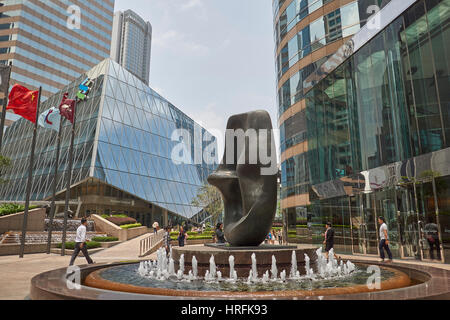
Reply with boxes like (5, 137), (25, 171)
(6, 84), (39, 123)
(58, 93), (76, 124)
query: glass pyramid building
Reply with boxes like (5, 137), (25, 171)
(0, 59), (217, 226)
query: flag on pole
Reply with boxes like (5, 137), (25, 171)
(58, 93), (76, 124)
(6, 84), (39, 123)
(38, 107), (61, 131)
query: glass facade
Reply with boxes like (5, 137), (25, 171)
(0, 59), (217, 225)
(276, 0), (393, 117)
(285, 0), (450, 263)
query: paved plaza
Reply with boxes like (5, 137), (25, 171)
(0, 232), (161, 300)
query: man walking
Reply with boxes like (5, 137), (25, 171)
(163, 226), (172, 255)
(378, 216), (393, 263)
(69, 218), (94, 266)
(323, 222), (335, 259)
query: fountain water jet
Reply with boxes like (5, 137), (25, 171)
(271, 255), (278, 280)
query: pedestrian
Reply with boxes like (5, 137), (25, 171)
(277, 229), (283, 245)
(163, 226), (172, 255)
(152, 221), (159, 234)
(378, 216), (393, 263)
(69, 218), (95, 266)
(177, 225), (188, 247)
(323, 222), (335, 259)
(424, 217), (441, 261)
(215, 223), (226, 244)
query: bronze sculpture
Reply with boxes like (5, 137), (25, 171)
(208, 110), (277, 246)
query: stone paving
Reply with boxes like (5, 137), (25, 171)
(0, 240), (448, 300)
(0, 231), (161, 300)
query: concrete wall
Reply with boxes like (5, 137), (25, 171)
(0, 243), (54, 256)
(91, 215), (148, 241)
(0, 208), (46, 234)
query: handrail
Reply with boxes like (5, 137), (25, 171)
(139, 229), (165, 257)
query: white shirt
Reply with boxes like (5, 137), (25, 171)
(379, 223), (388, 240)
(75, 225), (87, 243)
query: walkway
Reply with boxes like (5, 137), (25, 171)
(91, 230), (163, 262)
(0, 230), (164, 300)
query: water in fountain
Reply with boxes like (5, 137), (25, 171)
(209, 255), (217, 280)
(304, 253), (314, 279)
(280, 270), (286, 282)
(136, 246), (359, 287)
(290, 251), (298, 279)
(192, 256), (198, 278)
(168, 258), (175, 276)
(251, 253), (258, 282)
(229, 255), (235, 280)
(179, 254), (185, 275)
(262, 271), (270, 283)
(271, 255), (278, 280)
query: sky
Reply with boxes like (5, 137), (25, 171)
(114, 0), (279, 155)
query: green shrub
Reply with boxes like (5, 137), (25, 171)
(105, 216), (137, 226)
(56, 241), (101, 249)
(120, 223), (142, 229)
(91, 236), (119, 242)
(101, 214), (128, 219)
(0, 204), (39, 217)
(170, 234), (213, 241)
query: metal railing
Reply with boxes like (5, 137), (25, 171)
(139, 229), (164, 257)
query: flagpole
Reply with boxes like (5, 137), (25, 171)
(0, 62), (12, 151)
(46, 117), (63, 254)
(61, 100), (77, 257)
(19, 86), (41, 258)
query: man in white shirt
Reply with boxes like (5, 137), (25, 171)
(378, 216), (393, 263)
(69, 218), (94, 266)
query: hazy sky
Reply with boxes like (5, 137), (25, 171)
(114, 0), (278, 153)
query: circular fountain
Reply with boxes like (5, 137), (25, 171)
(80, 247), (412, 299)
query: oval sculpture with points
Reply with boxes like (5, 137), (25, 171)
(208, 110), (277, 246)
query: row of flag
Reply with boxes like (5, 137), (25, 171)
(6, 78), (93, 131)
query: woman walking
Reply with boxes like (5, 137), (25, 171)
(177, 225), (188, 247)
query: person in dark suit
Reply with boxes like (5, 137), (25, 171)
(323, 222), (335, 259)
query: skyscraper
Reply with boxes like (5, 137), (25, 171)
(273, 0), (391, 237)
(110, 9), (152, 86)
(0, 0), (115, 125)
(275, 0), (450, 263)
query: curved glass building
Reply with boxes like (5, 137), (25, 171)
(0, 59), (217, 227)
(275, 0), (450, 263)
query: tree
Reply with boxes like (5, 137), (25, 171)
(0, 154), (11, 184)
(191, 183), (224, 227)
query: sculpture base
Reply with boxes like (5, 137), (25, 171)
(204, 243), (298, 250)
(171, 244), (318, 278)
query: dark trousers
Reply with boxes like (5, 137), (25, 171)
(428, 238), (441, 260)
(379, 239), (393, 260)
(69, 242), (93, 266)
